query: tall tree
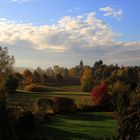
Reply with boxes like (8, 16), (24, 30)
(23, 69), (33, 85)
(41, 73), (48, 85)
(32, 70), (41, 83)
(80, 67), (93, 91)
(0, 47), (14, 80)
(0, 47), (16, 140)
(69, 67), (78, 78)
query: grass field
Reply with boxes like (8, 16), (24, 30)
(7, 85), (117, 139)
(7, 91), (94, 111)
(7, 85), (94, 108)
(28, 112), (117, 140)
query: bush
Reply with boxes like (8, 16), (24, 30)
(91, 82), (107, 106)
(37, 97), (77, 114)
(18, 111), (36, 129)
(116, 86), (140, 140)
(91, 82), (110, 109)
(56, 74), (63, 82)
(81, 81), (93, 92)
(24, 84), (49, 92)
(52, 97), (77, 113)
(1, 74), (19, 94)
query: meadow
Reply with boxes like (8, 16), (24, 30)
(7, 85), (93, 109)
(7, 85), (117, 140)
(30, 112), (116, 140)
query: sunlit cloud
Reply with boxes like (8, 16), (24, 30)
(0, 12), (140, 65)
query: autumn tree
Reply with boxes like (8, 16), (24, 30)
(108, 81), (129, 106)
(80, 67), (93, 92)
(117, 67), (138, 86)
(23, 69), (33, 85)
(0, 47), (16, 140)
(41, 73), (48, 85)
(91, 81), (110, 107)
(69, 67), (78, 77)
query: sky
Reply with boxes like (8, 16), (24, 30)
(0, 0), (140, 68)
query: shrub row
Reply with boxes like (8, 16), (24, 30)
(37, 97), (77, 114)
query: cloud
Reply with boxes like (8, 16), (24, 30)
(0, 12), (140, 65)
(0, 13), (118, 52)
(99, 6), (123, 19)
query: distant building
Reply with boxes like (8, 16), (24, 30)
(80, 60), (84, 69)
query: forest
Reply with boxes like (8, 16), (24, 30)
(0, 46), (140, 140)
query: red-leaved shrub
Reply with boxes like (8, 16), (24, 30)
(91, 82), (109, 107)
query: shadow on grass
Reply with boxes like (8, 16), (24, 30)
(36, 125), (99, 140)
(54, 112), (115, 122)
(34, 112), (116, 140)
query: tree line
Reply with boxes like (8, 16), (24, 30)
(0, 47), (140, 139)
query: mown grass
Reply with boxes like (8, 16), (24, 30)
(29, 112), (117, 140)
(19, 85), (82, 92)
(8, 85), (93, 108)
(7, 91), (93, 110)
(7, 85), (117, 139)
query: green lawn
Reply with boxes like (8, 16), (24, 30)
(30, 112), (117, 140)
(7, 85), (117, 139)
(7, 90), (93, 108)
(18, 85), (82, 92)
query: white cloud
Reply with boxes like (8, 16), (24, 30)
(99, 6), (123, 19)
(0, 13), (139, 51)
(0, 13), (119, 52)
(0, 12), (140, 66)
